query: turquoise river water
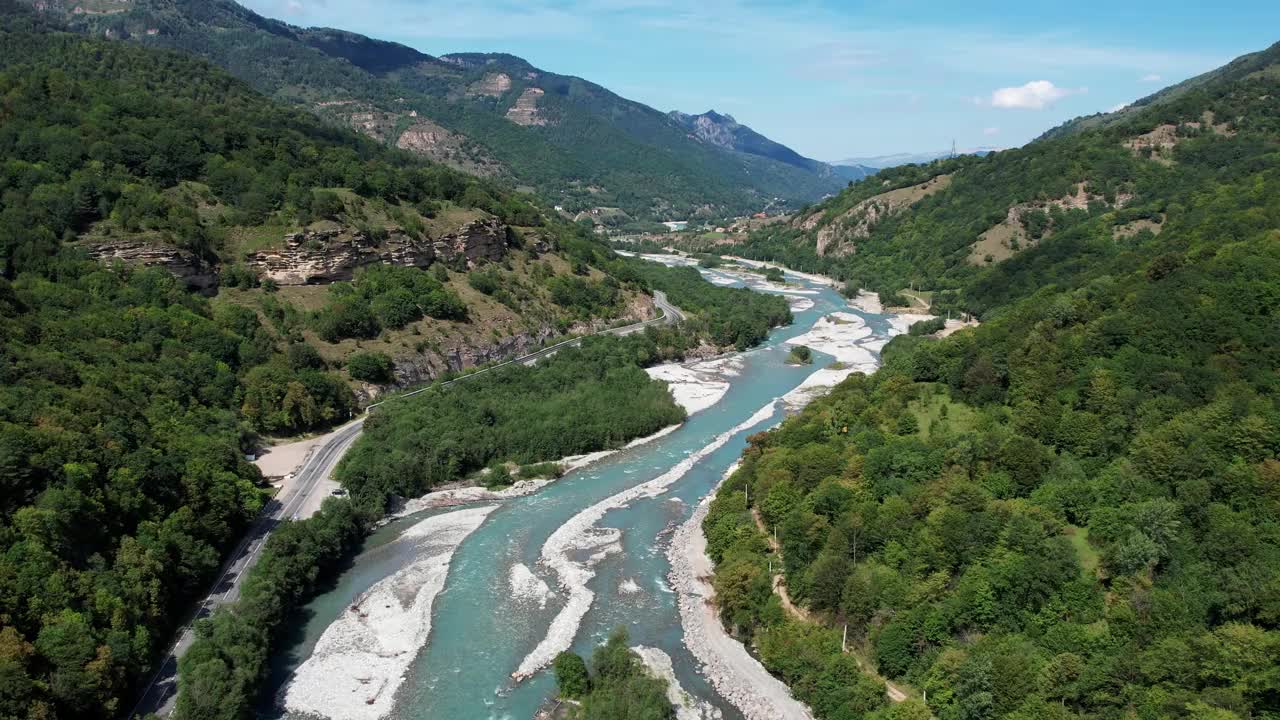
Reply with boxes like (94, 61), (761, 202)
(267, 262), (899, 720)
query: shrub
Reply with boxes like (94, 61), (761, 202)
(467, 268), (502, 295)
(286, 342), (325, 370)
(786, 345), (813, 365)
(314, 298), (380, 342)
(347, 351), (395, 383)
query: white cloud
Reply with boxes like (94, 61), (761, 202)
(990, 80), (1082, 109)
(983, 127), (1000, 136)
(1141, 73), (1163, 82)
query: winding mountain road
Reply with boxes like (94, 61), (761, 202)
(131, 290), (682, 718)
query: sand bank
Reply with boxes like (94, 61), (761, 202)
(645, 361), (734, 416)
(282, 506), (496, 720)
(723, 257), (841, 289)
(387, 425), (681, 519)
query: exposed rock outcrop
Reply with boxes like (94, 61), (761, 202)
(433, 218), (513, 269)
(243, 228), (431, 285)
(804, 174), (952, 256)
(244, 219), (513, 286)
(395, 120), (502, 177)
(968, 182), (1130, 264)
(356, 299), (654, 405)
(83, 239), (218, 292)
(506, 88), (548, 126)
(468, 72), (512, 97)
(1125, 111), (1235, 162)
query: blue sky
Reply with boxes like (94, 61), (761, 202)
(243, 0), (1280, 160)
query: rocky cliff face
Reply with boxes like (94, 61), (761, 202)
(392, 326), (557, 390)
(243, 219), (513, 285)
(355, 296), (657, 405)
(432, 219), (514, 270)
(83, 239), (218, 292)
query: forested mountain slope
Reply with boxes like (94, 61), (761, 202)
(733, 43), (1280, 319)
(18, 0), (847, 219)
(702, 42), (1280, 720)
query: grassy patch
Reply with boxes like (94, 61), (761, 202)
(225, 220), (301, 256)
(907, 386), (979, 441)
(1066, 525), (1101, 580)
(518, 462), (564, 479)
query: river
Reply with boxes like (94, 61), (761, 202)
(267, 258), (905, 720)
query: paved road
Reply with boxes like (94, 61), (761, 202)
(131, 290), (682, 718)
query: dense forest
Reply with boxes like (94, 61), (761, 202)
(0, 16), (547, 277)
(627, 262), (793, 349)
(704, 41), (1280, 720)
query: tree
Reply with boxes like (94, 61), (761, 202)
(886, 699), (934, 720)
(807, 551), (851, 612)
(553, 651), (590, 699)
(347, 352), (395, 383)
(370, 287), (421, 329)
(310, 190), (345, 220)
(287, 343), (325, 370)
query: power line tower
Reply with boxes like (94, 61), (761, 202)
(951, 138), (957, 159)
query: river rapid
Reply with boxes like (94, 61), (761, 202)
(267, 257), (907, 720)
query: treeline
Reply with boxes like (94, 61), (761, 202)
(553, 628), (675, 720)
(707, 144), (1280, 719)
(176, 499), (364, 720)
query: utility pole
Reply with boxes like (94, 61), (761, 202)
(842, 624), (848, 653)
(951, 138), (957, 159)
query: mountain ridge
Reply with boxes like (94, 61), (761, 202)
(1038, 39), (1280, 140)
(19, 0), (850, 219)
